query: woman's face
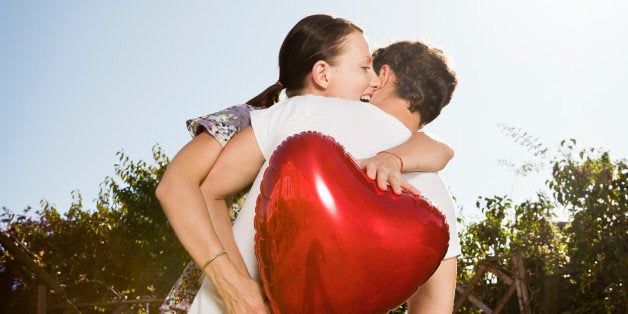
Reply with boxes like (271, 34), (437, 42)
(325, 31), (381, 102)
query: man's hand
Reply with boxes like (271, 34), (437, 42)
(357, 153), (420, 196)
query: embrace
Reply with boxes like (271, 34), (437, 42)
(157, 14), (460, 314)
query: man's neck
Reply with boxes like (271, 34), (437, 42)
(372, 94), (420, 133)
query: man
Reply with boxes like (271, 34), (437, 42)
(192, 40), (459, 313)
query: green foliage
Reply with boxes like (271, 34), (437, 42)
(457, 194), (565, 313)
(2, 133), (626, 313)
(0, 145), (188, 312)
(549, 142), (627, 312)
(457, 137), (626, 313)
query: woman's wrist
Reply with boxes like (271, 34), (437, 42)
(207, 255), (261, 305)
(200, 250), (228, 271)
(207, 254), (246, 293)
(206, 252), (236, 279)
(377, 150), (404, 171)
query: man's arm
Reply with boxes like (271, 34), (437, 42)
(358, 132), (454, 194)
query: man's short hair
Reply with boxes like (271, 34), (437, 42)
(373, 41), (457, 126)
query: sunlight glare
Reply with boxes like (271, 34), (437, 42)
(315, 174), (338, 219)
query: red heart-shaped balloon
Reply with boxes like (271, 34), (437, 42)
(255, 131), (449, 314)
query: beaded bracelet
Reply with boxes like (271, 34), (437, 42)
(200, 250), (228, 271)
(377, 151), (404, 171)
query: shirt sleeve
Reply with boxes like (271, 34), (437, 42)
(186, 104), (254, 147)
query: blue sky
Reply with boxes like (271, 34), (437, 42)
(1, 1), (626, 222)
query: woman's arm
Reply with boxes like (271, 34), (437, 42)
(156, 132), (229, 269)
(198, 126), (269, 313)
(199, 126), (266, 277)
(156, 130), (268, 313)
(358, 132), (454, 194)
(385, 132), (454, 171)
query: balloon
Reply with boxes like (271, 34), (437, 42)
(255, 131), (449, 314)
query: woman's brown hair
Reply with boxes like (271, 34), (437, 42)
(246, 14), (362, 108)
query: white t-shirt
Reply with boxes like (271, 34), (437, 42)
(189, 95), (461, 313)
(248, 94), (459, 259)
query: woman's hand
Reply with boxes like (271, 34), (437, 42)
(357, 153), (420, 196)
(223, 276), (269, 314)
(209, 257), (269, 314)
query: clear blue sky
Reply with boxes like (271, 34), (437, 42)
(2, 1), (626, 222)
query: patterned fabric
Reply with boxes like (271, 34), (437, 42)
(186, 104), (254, 147)
(159, 260), (203, 313)
(160, 104), (254, 313)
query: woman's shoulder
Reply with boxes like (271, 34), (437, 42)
(192, 103), (254, 122)
(186, 104), (255, 146)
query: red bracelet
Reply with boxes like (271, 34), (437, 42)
(377, 151), (404, 171)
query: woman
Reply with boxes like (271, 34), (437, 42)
(157, 14), (454, 313)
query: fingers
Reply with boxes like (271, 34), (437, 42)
(400, 179), (420, 196)
(383, 172), (404, 195)
(376, 171), (390, 192)
(365, 163), (377, 180)
(369, 165), (420, 195)
(360, 155), (418, 195)
(359, 159), (378, 180)
(355, 158), (365, 169)
(374, 168), (407, 195)
(390, 178), (403, 195)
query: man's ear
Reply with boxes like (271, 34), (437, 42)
(377, 64), (393, 88)
(311, 60), (331, 90)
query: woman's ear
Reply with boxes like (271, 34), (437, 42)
(310, 60), (331, 90)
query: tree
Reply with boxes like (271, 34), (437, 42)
(3, 134), (625, 313)
(457, 134), (626, 313)
(0, 145), (189, 312)
(457, 194), (567, 313)
(550, 141), (627, 312)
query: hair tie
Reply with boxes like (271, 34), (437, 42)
(276, 80), (284, 88)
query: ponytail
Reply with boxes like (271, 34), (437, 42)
(246, 82), (284, 109)
(247, 14), (361, 109)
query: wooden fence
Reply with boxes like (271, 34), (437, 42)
(454, 254), (531, 313)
